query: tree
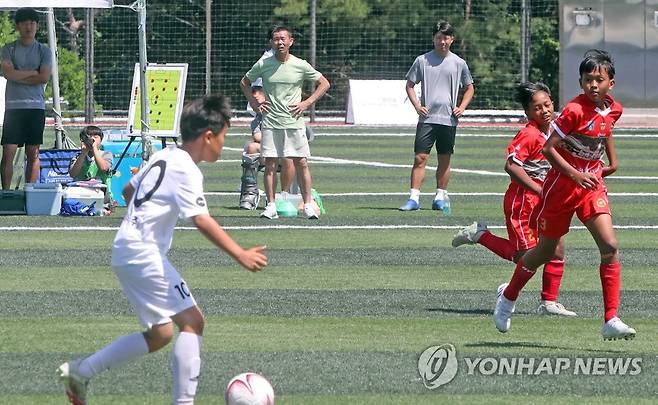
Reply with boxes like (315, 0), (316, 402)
(45, 47), (86, 111)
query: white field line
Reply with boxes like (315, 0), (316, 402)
(204, 191), (658, 197)
(221, 147), (658, 180)
(2, 225), (657, 232)
(228, 132), (658, 138)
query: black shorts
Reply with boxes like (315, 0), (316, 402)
(1, 109), (46, 147)
(414, 123), (456, 154)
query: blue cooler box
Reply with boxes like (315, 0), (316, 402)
(103, 140), (163, 206)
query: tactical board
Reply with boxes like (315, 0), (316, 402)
(127, 63), (188, 137)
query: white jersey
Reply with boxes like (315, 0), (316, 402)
(112, 146), (209, 265)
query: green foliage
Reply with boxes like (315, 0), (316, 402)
(22, 2), (559, 112)
(269, 0), (558, 110)
(0, 13), (17, 48)
(529, 17), (560, 106)
(45, 46), (86, 111)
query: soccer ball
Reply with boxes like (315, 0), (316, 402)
(225, 372), (275, 405)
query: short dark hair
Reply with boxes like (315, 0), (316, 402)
(270, 25), (293, 40)
(179, 95), (231, 143)
(432, 21), (454, 37)
(579, 49), (615, 79)
(14, 8), (39, 24)
(516, 81), (552, 110)
(80, 125), (104, 140)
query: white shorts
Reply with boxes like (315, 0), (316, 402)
(261, 128), (310, 158)
(112, 252), (197, 330)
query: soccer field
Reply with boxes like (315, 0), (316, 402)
(1, 125), (657, 404)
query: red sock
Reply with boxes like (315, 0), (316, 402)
(503, 259), (537, 301)
(600, 262), (621, 322)
(541, 259), (565, 302)
(478, 231), (515, 262)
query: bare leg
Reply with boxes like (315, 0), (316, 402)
(280, 157), (295, 193)
(263, 157), (278, 203)
(24, 144), (40, 184)
(435, 153), (451, 190)
(1, 144), (17, 190)
(410, 152), (429, 190)
(293, 157), (313, 204)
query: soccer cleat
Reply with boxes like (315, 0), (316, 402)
(303, 203), (319, 219)
(493, 282), (515, 333)
(399, 199), (420, 211)
(537, 300), (577, 317)
(452, 221), (488, 247)
(601, 317), (636, 341)
(431, 199), (445, 210)
(58, 359), (88, 405)
(260, 203), (279, 219)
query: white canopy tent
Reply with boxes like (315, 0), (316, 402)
(1, 1), (154, 160)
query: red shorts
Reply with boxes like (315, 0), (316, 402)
(530, 170), (611, 238)
(503, 183), (540, 251)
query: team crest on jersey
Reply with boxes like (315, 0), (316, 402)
(196, 197), (206, 207)
(600, 123), (606, 131)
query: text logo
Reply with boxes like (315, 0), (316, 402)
(417, 344), (458, 389)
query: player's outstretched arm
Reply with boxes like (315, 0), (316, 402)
(192, 214), (267, 272)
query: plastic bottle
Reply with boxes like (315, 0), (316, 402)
(442, 195), (451, 215)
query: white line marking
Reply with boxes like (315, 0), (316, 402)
(228, 132), (658, 138)
(222, 148), (658, 180)
(204, 191), (658, 197)
(2, 225), (657, 232)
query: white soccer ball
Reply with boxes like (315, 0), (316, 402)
(225, 372), (275, 405)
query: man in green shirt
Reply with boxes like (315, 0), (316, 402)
(240, 26), (330, 219)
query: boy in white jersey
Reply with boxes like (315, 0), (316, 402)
(58, 94), (268, 405)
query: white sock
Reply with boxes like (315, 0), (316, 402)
(78, 332), (149, 380)
(434, 188), (447, 200)
(172, 332), (203, 405)
(409, 188), (421, 202)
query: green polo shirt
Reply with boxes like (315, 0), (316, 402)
(245, 54), (322, 129)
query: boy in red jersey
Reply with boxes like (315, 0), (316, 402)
(493, 50), (636, 340)
(453, 82), (575, 317)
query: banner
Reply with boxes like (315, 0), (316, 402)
(0, 1), (112, 8)
(345, 80), (421, 125)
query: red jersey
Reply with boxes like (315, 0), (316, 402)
(506, 120), (551, 187)
(550, 94), (623, 175)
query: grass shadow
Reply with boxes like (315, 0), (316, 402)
(466, 341), (627, 354)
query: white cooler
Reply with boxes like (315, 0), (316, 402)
(25, 183), (64, 215)
(63, 186), (105, 216)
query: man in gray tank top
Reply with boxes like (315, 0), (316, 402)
(1, 7), (52, 189)
(399, 21), (474, 212)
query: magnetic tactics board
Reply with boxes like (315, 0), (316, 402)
(127, 63), (188, 137)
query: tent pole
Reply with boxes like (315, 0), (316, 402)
(46, 8), (64, 149)
(136, 0), (152, 162)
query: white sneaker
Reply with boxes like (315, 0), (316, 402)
(260, 203), (278, 219)
(601, 317), (636, 341)
(57, 359), (88, 405)
(493, 282), (515, 333)
(303, 203), (319, 219)
(452, 221), (488, 247)
(537, 300), (578, 317)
